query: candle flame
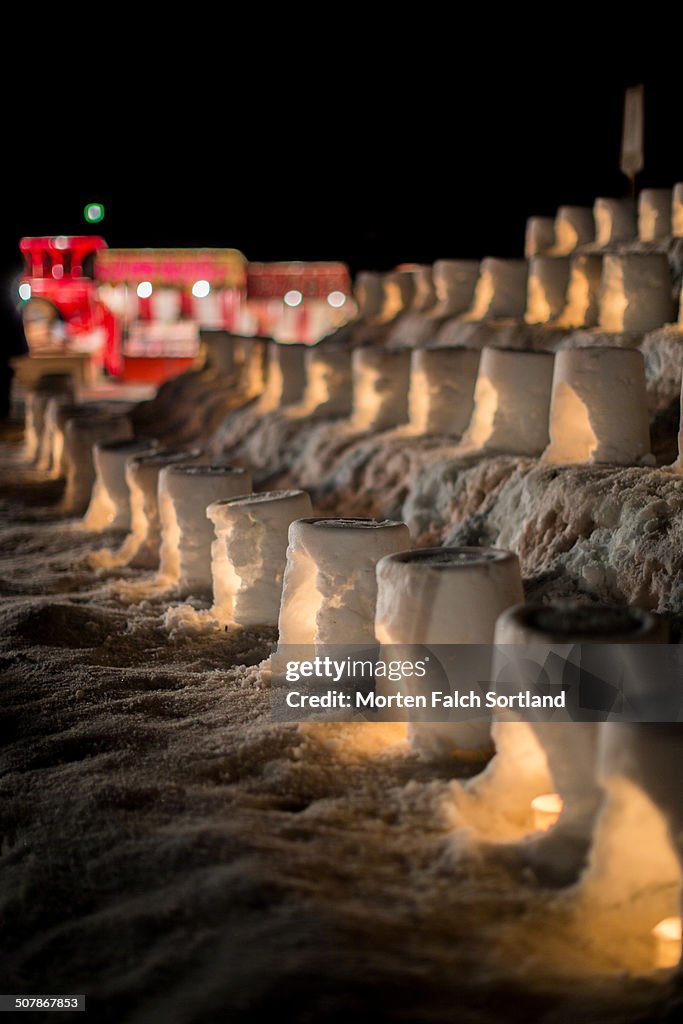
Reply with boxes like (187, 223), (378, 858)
(531, 792), (563, 832)
(652, 916), (682, 969)
(653, 917), (682, 943)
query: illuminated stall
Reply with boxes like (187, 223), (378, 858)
(245, 261), (353, 344)
(16, 240), (248, 386)
(95, 248), (247, 383)
(17, 236), (116, 384)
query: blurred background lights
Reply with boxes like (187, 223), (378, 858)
(18, 283), (31, 301)
(327, 290), (347, 308)
(84, 202), (105, 224)
(191, 280), (211, 298)
(52, 265), (64, 280)
(53, 236), (69, 250)
(284, 289), (303, 307)
(136, 281), (153, 299)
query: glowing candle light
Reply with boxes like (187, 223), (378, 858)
(353, 271), (384, 320)
(543, 347), (651, 466)
(652, 917), (682, 969)
(408, 348), (480, 436)
(351, 349), (411, 431)
(62, 414), (133, 515)
(158, 464), (252, 595)
(260, 342), (307, 410)
(277, 517), (410, 647)
(90, 449), (201, 570)
(472, 603), (666, 846)
(301, 347), (353, 416)
(460, 348), (554, 456)
(525, 256), (570, 324)
(37, 390), (75, 472)
(531, 793), (564, 832)
(594, 197), (636, 246)
(380, 271), (414, 321)
(375, 546), (523, 760)
(432, 260), (480, 318)
(524, 216), (555, 258)
(85, 439), (158, 531)
(207, 489), (312, 628)
(48, 402), (88, 479)
(599, 253), (674, 333)
(464, 258), (528, 321)
(233, 337), (268, 397)
(200, 330), (236, 377)
(552, 206), (594, 254)
(638, 189), (672, 242)
(553, 254), (602, 328)
(24, 375), (74, 465)
(673, 184), (683, 238)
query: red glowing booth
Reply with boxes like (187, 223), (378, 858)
(18, 240), (248, 385)
(17, 243), (349, 383)
(246, 262), (353, 343)
(95, 248), (247, 383)
(19, 236), (119, 377)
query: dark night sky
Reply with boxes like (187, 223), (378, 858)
(2, 52), (680, 344)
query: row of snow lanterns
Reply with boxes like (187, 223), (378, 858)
(22, 182), (683, 972)
(22, 327), (683, 973)
(22, 282), (678, 507)
(25, 338), (661, 478)
(526, 187), (683, 253)
(318, 218), (683, 355)
(85, 469), (683, 972)
(81, 189), (683, 974)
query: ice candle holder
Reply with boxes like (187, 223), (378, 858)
(158, 464), (252, 594)
(207, 489), (313, 627)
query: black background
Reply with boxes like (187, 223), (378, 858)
(2, 37), (680, 350)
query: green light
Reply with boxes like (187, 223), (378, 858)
(84, 202), (105, 224)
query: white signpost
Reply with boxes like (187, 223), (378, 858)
(621, 84), (645, 196)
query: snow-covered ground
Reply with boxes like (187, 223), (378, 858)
(0, 419), (680, 1022)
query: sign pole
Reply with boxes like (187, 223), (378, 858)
(620, 84), (645, 198)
